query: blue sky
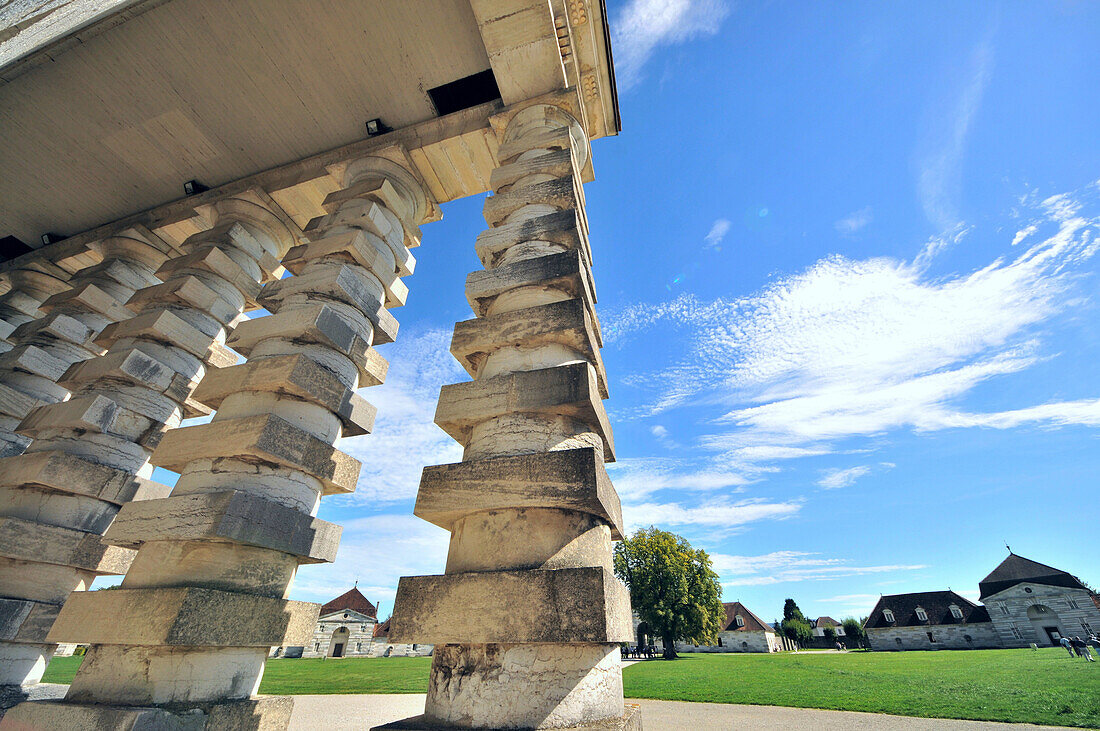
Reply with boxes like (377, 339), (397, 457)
(152, 1), (1100, 625)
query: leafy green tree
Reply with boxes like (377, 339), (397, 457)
(842, 617), (865, 645)
(823, 626), (836, 643)
(613, 527), (724, 659)
(783, 598), (807, 623)
(779, 598), (812, 646)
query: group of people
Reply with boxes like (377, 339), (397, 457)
(623, 645), (660, 659)
(1059, 634), (1098, 661)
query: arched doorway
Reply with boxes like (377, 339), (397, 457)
(327, 626), (350, 658)
(636, 622), (651, 646)
(1026, 604), (1066, 646)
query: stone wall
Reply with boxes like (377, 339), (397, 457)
(867, 622), (1002, 651)
(301, 611), (376, 658)
(984, 584), (1100, 648)
(674, 630), (778, 653)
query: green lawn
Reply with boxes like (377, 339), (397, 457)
(42, 648), (1100, 728)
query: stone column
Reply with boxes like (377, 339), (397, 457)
(0, 263), (71, 355)
(0, 198), (292, 709)
(384, 104), (637, 730)
(0, 231), (173, 459)
(4, 158), (427, 729)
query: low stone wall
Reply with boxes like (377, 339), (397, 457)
(868, 622), (1002, 651)
(674, 630), (777, 653)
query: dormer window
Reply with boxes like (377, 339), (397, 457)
(883, 609), (895, 623)
(735, 615), (745, 628)
(949, 605), (963, 620)
(915, 607), (928, 622)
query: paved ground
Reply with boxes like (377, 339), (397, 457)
(288, 694), (1066, 730)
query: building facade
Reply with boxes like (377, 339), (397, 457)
(0, 1), (631, 729)
(865, 590), (1001, 651)
(811, 616), (844, 638)
(979, 554), (1100, 648)
(673, 602), (780, 654)
(294, 587), (378, 659)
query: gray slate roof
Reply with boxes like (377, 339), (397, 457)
(978, 553), (1091, 600)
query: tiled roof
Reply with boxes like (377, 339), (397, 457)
(320, 587), (377, 619)
(866, 590), (991, 629)
(978, 553), (1091, 600)
(813, 616), (840, 628)
(373, 617), (391, 638)
(721, 602), (772, 632)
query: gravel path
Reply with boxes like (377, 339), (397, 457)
(288, 694), (1065, 730)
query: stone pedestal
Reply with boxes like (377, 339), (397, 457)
(385, 102), (637, 730)
(4, 158), (430, 730)
(0, 197), (292, 704)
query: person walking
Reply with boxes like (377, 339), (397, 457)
(1060, 635), (1075, 657)
(1071, 636), (1094, 661)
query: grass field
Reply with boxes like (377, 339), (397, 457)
(42, 648), (1100, 727)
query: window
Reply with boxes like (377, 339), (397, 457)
(362, 624), (368, 631)
(1023, 587), (1033, 594)
(927, 632), (936, 643)
(1083, 621), (1093, 633)
(915, 607), (928, 622)
(735, 615), (745, 628)
(949, 605), (963, 620)
(717, 637), (723, 647)
(356, 642), (362, 652)
(1010, 626), (1022, 640)
(314, 642), (321, 652)
(883, 609), (895, 623)
(412, 644), (419, 651)
(964, 634), (973, 644)
(1067, 599), (1080, 610)
(741, 641), (749, 650)
(1000, 605), (1010, 616)
(895, 637), (902, 646)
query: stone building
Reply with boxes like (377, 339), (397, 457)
(674, 602), (780, 654)
(295, 587), (378, 659)
(865, 591), (1001, 651)
(371, 617), (433, 659)
(0, 1), (633, 729)
(811, 616), (844, 638)
(979, 553), (1100, 648)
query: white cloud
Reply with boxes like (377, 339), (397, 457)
(625, 497), (801, 533)
(608, 456), (751, 501)
(835, 206), (873, 235)
(917, 36), (994, 230)
(712, 550), (926, 587)
(817, 465), (871, 489)
(337, 328), (466, 505)
(611, 0), (730, 89)
(704, 218), (732, 248)
(607, 185), (1100, 475)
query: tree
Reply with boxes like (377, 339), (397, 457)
(822, 626), (836, 643)
(613, 527), (724, 659)
(842, 617), (865, 645)
(779, 598), (812, 646)
(782, 598), (807, 623)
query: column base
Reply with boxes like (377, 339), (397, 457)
(0, 696), (293, 730)
(373, 704), (642, 731)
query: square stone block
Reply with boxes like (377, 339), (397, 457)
(465, 249), (596, 319)
(482, 174), (582, 228)
(106, 489), (341, 563)
(3, 696), (294, 730)
(0, 597), (60, 644)
(475, 209), (591, 269)
(415, 447), (623, 539)
(0, 381), (43, 421)
(227, 304), (387, 384)
(0, 343), (68, 381)
(320, 177), (421, 243)
(39, 281), (132, 322)
(435, 362), (614, 460)
(282, 230), (408, 308)
(152, 413), (361, 496)
(126, 275), (240, 327)
(450, 298), (607, 397)
(390, 566), (633, 645)
(258, 264), (399, 344)
(489, 147), (577, 192)
(0, 450), (170, 505)
(96, 309), (237, 368)
(10, 311), (94, 347)
(193, 353), (378, 434)
(495, 125), (577, 164)
(0, 516), (133, 574)
(18, 393), (164, 446)
(47, 587), (319, 647)
(156, 244), (263, 305)
(312, 192), (417, 274)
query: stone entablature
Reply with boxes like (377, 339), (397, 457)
(984, 583), (1100, 648)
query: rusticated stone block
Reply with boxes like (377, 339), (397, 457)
(0, 516), (132, 574)
(0, 382), (43, 421)
(126, 275), (240, 326)
(17, 393), (163, 445)
(192, 353), (378, 434)
(227, 304), (387, 383)
(311, 191), (417, 274)
(475, 209), (591, 269)
(2, 697), (293, 731)
(415, 447), (622, 539)
(47, 587), (318, 646)
(106, 490), (341, 563)
(10, 311), (93, 347)
(152, 413), (361, 496)
(435, 362), (614, 460)
(155, 244), (262, 305)
(390, 567), (633, 644)
(258, 264), (399, 344)
(320, 177), (422, 244)
(489, 147), (577, 192)
(0, 344), (69, 381)
(465, 249), (596, 318)
(58, 347), (192, 403)
(38, 281), (132, 322)
(483, 174), (582, 227)
(95, 309), (237, 368)
(451, 298), (607, 397)
(495, 126), (576, 164)
(0, 451), (170, 505)
(281, 230), (408, 308)
(0, 597), (60, 644)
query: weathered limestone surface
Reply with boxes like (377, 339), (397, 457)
(6, 156), (429, 729)
(0, 197), (293, 698)
(387, 101), (635, 730)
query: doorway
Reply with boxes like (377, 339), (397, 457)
(1044, 626), (1062, 645)
(327, 626), (350, 657)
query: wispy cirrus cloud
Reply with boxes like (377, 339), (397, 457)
(835, 206), (873, 235)
(611, 0), (730, 90)
(713, 551), (926, 588)
(625, 497), (802, 534)
(817, 465), (872, 489)
(608, 184), (1100, 475)
(704, 218), (732, 248)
